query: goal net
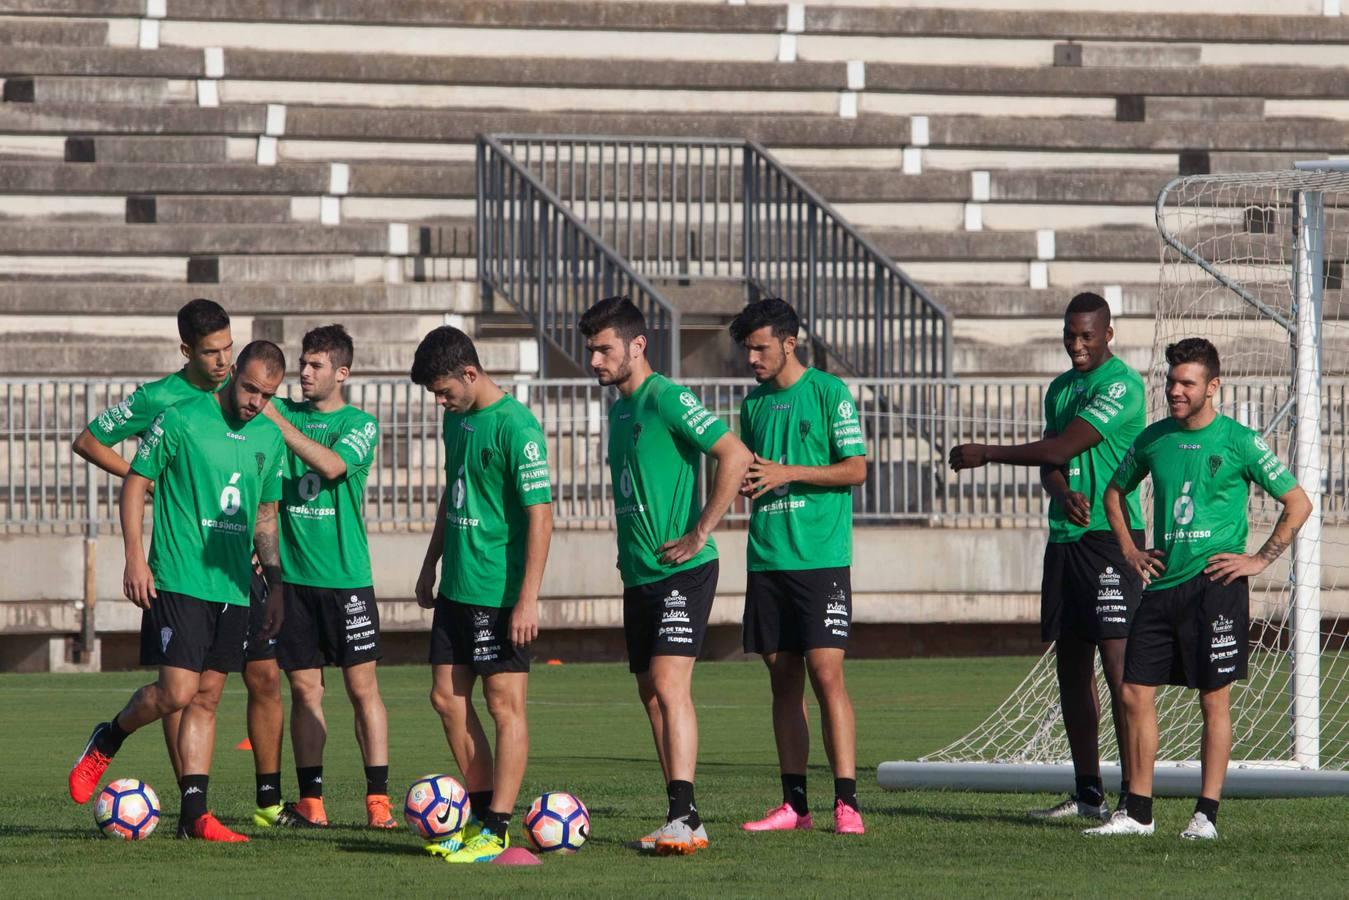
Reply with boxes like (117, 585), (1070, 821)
(880, 166), (1349, 796)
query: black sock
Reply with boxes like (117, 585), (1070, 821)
(1126, 793), (1153, 826)
(468, 791), (493, 820)
(255, 772), (281, 809)
(481, 808), (512, 838)
(94, 716), (131, 757)
(667, 780), (701, 829)
(364, 765), (389, 797)
(781, 773), (808, 816)
(1120, 779), (1131, 803)
(297, 766), (324, 800)
(1195, 796), (1220, 824)
(178, 774), (210, 832)
(1076, 775), (1105, 808)
(834, 777), (859, 812)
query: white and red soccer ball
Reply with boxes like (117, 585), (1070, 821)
(404, 774), (469, 839)
(94, 778), (160, 840)
(524, 791), (590, 853)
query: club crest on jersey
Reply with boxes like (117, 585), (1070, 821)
(1107, 382), (1127, 400)
(838, 400), (854, 420)
(255, 452), (266, 475)
(481, 449), (492, 469)
(524, 441), (541, 463)
(632, 423), (643, 446)
(364, 422), (377, 439)
(799, 421), (812, 440)
(1208, 454), (1223, 476)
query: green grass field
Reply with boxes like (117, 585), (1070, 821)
(2, 658), (1343, 898)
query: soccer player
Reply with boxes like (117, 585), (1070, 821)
(579, 296), (753, 856)
(730, 299), (868, 836)
(258, 324), (395, 829)
(68, 341), (289, 842)
(411, 326), (553, 864)
(71, 299), (289, 822)
(948, 292), (1146, 819)
(1087, 338), (1310, 840)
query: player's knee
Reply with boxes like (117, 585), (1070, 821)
(245, 664), (281, 698)
(160, 683), (196, 713)
(429, 687), (460, 720)
(1120, 682), (1150, 713)
(485, 689), (524, 723)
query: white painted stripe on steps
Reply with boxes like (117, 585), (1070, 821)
(971, 171), (991, 203)
(901, 146), (923, 175)
(786, 3), (806, 33)
(838, 91), (858, 119)
(265, 103), (287, 137)
(329, 162), (350, 196)
(910, 115), (929, 148)
(1036, 229), (1056, 260)
(256, 135), (278, 166)
(320, 195), (341, 226)
(196, 79), (219, 108)
(144, 0), (166, 18)
(777, 33), (797, 62)
(204, 47), (225, 79)
(846, 60), (866, 91)
(137, 19), (159, 49)
(963, 203), (983, 232)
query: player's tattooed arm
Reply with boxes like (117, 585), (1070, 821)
(254, 501), (285, 639)
(1206, 485), (1313, 584)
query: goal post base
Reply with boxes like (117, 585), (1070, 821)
(877, 761), (1349, 798)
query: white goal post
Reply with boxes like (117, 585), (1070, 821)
(879, 164), (1349, 797)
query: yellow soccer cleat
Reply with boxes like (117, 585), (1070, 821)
(443, 827), (508, 864)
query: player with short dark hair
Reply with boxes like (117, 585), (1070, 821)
(68, 342), (289, 843)
(1087, 338), (1311, 840)
(256, 324), (395, 830)
(411, 325), (554, 864)
(730, 299), (869, 836)
(70, 299), (291, 825)
(949, 292), (1146, 820)
(580, 297), (753, 855)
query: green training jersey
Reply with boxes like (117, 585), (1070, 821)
(439, 393), (552, 608)
(1112, 413), (1299, 591)
(273, 398), (379, 589)
(1043, 355), (1146, 542)
(608, 373), (729, 587)
(740, 368), (866, 571)
(89, 368), (224, 446)
(130, 393), (285, 606)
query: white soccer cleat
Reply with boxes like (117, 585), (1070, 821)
(1083, 809), (1154, 836)
(1180, 812), (1217, 841)
(1030, 794), (1108, 821)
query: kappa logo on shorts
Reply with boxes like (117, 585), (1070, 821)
(1099, 566), (1121, 587)
(160, 626), (173, 653)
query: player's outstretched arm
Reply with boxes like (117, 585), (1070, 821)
(659, 432), (753, 566)
(416, 488), (449, 609)
(73, 426), (133, 479)
(254, 501), (285, 639)
(1105, 483), (1164, 586)
(950, 417), (1102, 471)
(1204, 485), (1312, 585)
(119, 473), (156, 608)
(262, 404), (347, 480)
(511, 502), (553, 647)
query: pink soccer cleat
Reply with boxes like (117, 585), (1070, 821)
(742, 803), (813, 832)
(833, 799), (865, 835)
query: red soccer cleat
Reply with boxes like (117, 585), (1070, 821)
(181, 812), (250, 843)
(69, 723), (113, 804)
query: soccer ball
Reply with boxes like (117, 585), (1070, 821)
(94, 778), (160, 840)
(404, 774), (469, 839)
(524, 791), (590, 854)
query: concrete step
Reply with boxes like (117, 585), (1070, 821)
(0, 280), (480, 315)
(128, 195), (295, 225)
(1054, 43), (1201, 69)
(253, 313), (463, 344)
(0, 16), (108, 47)
(66, 136), (230, 164)
(0, 45), (202, 78)
(0, 223), (399, 255)
(3, 76), (197, 105)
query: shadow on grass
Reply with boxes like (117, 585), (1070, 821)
(2, 825), (101, 839)
(333, 839), (430, 857)
(865, 800), (1071, 829)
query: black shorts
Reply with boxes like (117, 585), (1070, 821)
(1041, 530), (1145, 643)
(139, 589), (248, 674)
(1124, 573), (1249, 690)
(743, 567), (851, 654)
(429, 596), (530, 675)
(278, 584), (382, 671)
(243, 570), (278, 665)
(623, 559), (717, 675)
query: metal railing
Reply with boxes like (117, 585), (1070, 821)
(477, 136), (681, 377)
(5, 377), (1345, 534)
(481, 135), (951, 380)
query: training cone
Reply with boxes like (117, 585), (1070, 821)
(547, 659), (563, 666)
(235, 738), (253, 750)
(493, 847), (542, 866)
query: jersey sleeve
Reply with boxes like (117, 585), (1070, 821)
(1111, 437), (1149, 494)
(504, 413), (553, 508)
(128, 407), (181, 481)
(826, 381), (866, 461)
(334, 414), (380, 475)
(260, 432), (285, 504)
(89, 381), (159, 446)
(1241, 430), (1300, 498)
(1077, 376), (1143, 439)
(657, 384), (729, 454)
